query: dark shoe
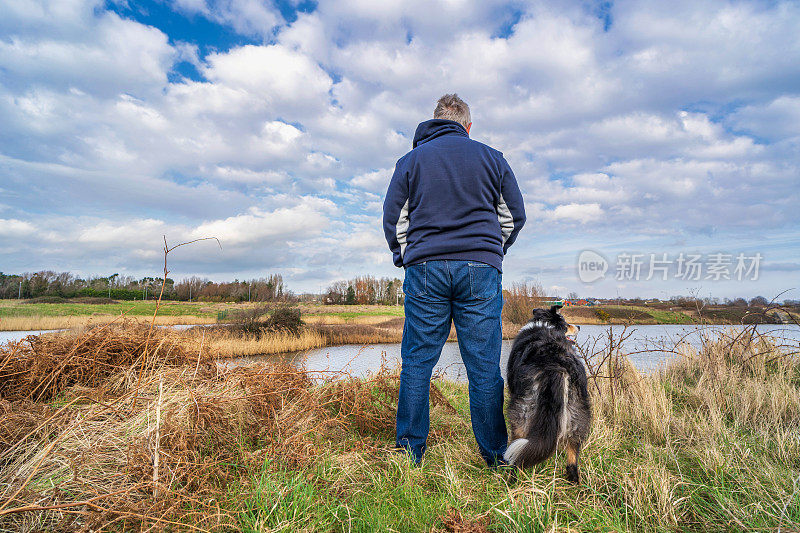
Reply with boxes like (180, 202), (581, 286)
(393, 445), (423, 466)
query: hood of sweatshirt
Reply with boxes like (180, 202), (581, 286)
(412, 119), (468, 148)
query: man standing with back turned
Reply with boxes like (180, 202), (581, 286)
(383, 94), (526, 467)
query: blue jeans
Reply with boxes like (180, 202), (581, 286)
(396, 260), (507, 466)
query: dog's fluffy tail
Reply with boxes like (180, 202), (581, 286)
(503, 372), (567, 468)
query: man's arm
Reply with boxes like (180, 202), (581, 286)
(496, 155), (526, 253)
(383, 161), (410, 267)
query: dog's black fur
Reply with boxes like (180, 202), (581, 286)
(504, 306), (591, 483)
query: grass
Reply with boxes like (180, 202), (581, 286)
(199, 328), (329, 357)
(302, 315), (398, 325)
(0, 300), (216, 318)
(0, 300), (409, 332)
(0, 314), (217, 331)
(0, 324), (798, 531)
(3, 299), (785, 332)
(561, 304), (780, 325)
(0, 300), (220, 331)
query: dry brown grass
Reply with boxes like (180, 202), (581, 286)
(0, 324), (456, 532)
(302, 314), (397, 325)
(197, 328), (328, 357)
(0, 315), (216, 332)
(0, 322), (197, 402)
(562, 325), (800, 529)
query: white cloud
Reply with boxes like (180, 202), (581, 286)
(0, 10), (174, 97)
(191, 197), (337, 245)
(550, 203), (604, 224)
(171, 0), (282, 38)
(728, 95), (800, 141)
(350, 168), (392, 192)
(203, 44), (332, 110)
(0, 218), (36, 237)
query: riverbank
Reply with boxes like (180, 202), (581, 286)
(1, 299), (794, 331)
(0, 324), (797, 531)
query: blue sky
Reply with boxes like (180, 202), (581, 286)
(1, 0), (799, 299)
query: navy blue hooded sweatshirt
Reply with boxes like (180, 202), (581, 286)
(383, 119), (526, 271)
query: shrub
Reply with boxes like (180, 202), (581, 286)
(595, 309), (611, 322)
(228, 305), (271, 336)
(227, 306), (303, 338)
(266, 307), (302, 335)
(24, 296), (68, 304)
(502, 281), (544, 324)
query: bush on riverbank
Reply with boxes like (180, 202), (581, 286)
(0, 324), (798, 531)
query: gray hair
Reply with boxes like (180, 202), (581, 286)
(433, 93), (471, 130)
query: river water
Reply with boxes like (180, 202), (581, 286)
(4, 324), (798, 382)
(225, 324), (800, 381)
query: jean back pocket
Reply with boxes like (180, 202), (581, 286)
(403, 262), (427, 297)
(468, 262), (499, 300)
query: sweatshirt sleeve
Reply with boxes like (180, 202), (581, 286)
(496, 155), (526, 253)
(382, 161), (410, 267)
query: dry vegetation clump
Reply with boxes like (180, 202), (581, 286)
(0, 324), (457, 531)
(0, 322), (195, 402)
(223, 305), (303, 338)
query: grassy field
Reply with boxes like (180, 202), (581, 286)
(0, 300), (409, 331)
(0, 324), (797, 531)
(0, 299), (218, 317)
(0, 298), (791, 332)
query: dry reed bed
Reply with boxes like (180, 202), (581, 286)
(184, 321), (409, 358)
(193, 328), (329, 358)
(302, 315), (398, 326)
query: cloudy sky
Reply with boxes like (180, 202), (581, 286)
(1, 0), (798, 299)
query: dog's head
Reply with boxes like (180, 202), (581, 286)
(530, 305), (580, 342)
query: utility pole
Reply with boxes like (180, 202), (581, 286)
(248, 283), (251, 302)
(19, 281), (22, 299)
(189, 285), (192, 302)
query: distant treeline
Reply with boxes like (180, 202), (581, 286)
(324, 275), (403, 305)
(1, 271), (793, 307)
(0, 271), (288, 302)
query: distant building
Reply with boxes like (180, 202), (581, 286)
(562, 298), (596, 307)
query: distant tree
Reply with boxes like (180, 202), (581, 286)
(502, 281), (545, 324)
(749, 296), (769, 307)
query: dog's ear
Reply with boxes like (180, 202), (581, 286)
(550, 305), (560, 314)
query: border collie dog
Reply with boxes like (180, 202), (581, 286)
(503, 306), (591, 483)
